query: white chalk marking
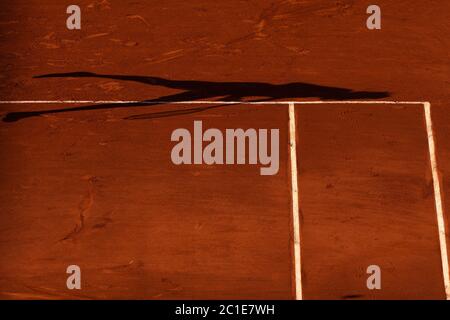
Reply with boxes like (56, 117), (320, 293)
(0, 100), (429, 105)
(424, 102), (450, 299)
(288, 102), (302, 300)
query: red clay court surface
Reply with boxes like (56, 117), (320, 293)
(0, 1), (449, 300)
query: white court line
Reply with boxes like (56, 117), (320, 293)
(288, 102), (302, 300)
(0, 100), (429, 105)
(424, 102), (450, 299)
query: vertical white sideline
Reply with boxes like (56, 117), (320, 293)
(424, 102), (450, 299)
(288, 102), (302, 300)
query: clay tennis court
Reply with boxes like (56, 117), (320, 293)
(0, 1), (449, 300)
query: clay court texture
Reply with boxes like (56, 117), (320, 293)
(0, 1), (449, 300)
